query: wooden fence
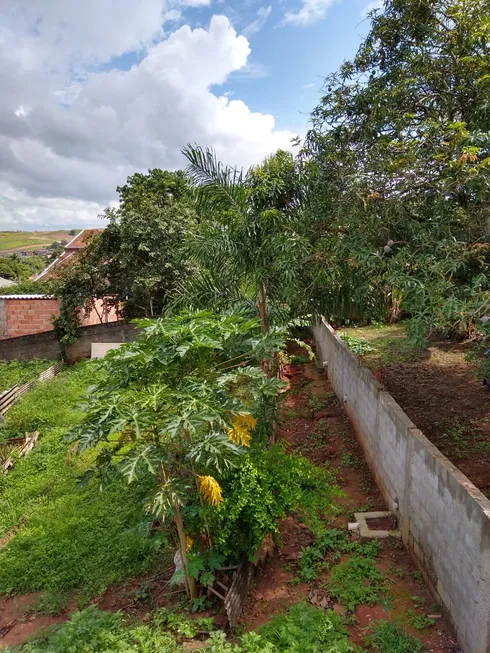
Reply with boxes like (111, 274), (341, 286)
(0, 361), (63, 417)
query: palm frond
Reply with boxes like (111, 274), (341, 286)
(182, 144), (247, 215)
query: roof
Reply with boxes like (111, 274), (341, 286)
(35, 229), (103, 281)
(0, 277), (15, 288)
(65, 229), (104, 251)
(0, 295), (55, 300)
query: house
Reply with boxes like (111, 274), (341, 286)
(35, 229), (104, 281)
(0, 229), (120, 341)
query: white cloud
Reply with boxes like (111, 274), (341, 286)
(282, 0), (337, 26)
(0, 5), (298, 229)
(242, 6), (272, 38)
(303, 83), (315, 88)
(361, 0), (384, 16)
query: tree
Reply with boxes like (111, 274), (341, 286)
(71, 310), (286, 599)
(179, 146), (311, 333)
(302, 0), (490, 343)
(117, 169), (191, 212)
(53, 171), (196, 341)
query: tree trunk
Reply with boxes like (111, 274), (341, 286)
(173, 502), (198, 600)
(258, 281), (269, 334)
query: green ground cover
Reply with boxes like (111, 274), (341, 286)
(0, 362), (170, 603)
(6, 602), (425, 652)
(0, 231), (74, 252)
(0, 360), (51, 393)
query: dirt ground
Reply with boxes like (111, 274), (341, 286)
(342, 325), (490, 495)
(0, 353), (460, 651)
(240, 355), (458, 652)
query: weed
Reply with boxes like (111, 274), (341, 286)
(258, 602), (361, 653)
(297, 529), (380, 584)
(153, 607), (214, 637)
(0, 360), (52, 393)
(31, 590), (70, 616)
(329, 556), (385, 611)
(289, 355), (311, 365)
(391, 566), (405, 579)
(411, 570), (423, 581)
(366, 619), (425, 653)
(11, 606), (182, 652)
(309, 396), (326, 414)
(341, 453), (363, 469)
(411, 595), (425, 609)
(433, 418), (486, 457)
(406, 610), (436, 630)
(339, 334), (375, 357)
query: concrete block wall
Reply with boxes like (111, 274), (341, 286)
(0, 321), (138, 362)
(313, 318), (490, 653)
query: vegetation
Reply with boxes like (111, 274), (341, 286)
(69, 310), (339, 597)
(366, 620), (425, 653)
(0, 359), (51, 392)
(0, 254), (47, 283)
(0, 231), (74, 253)
(0, 364), (168, 601)
(6, 603), (362, 653)
(52, 171), (195, 342)
(179, 147), (310, 333)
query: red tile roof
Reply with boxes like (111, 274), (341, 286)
(35, 229), (103, 281)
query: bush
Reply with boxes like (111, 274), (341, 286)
(209, 446), (341, 559)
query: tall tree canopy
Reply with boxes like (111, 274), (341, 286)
(54, 170), (195, 341)
(177, 146), (311, 332)
(303, 0), (490, 342)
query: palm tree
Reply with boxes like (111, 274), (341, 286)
(181, 145), (309, 334)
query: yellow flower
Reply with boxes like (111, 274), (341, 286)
(197, 475), (223, 506)
(185, 536), (193, 552)
(227, 414), (257, 447)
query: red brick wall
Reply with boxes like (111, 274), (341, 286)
(4, 299), (60, 339)
(0, 297), (120, 340)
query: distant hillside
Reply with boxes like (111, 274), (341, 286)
(0, 230), (79, 253)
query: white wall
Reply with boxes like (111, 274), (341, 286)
(313, 318), (490, 653)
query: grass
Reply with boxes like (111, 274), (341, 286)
(0, 362), (169, 602)
(338, 324), (426, 368)
(0, 231), (75, 252)
(366, 620), (425, 653)
(0, 360), (52, 392)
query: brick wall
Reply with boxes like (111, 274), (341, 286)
(313, 318), (490, 653)
(0, 298), (60, 340)
(0, 297), (120, 340)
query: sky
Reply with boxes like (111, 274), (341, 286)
(0, 0), (382, 231)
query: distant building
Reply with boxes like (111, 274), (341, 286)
(35, 229), (104, 281)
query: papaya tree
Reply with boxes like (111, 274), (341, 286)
(71, 310), (286, 599)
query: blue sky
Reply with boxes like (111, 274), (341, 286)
(0, 0), (380, 230)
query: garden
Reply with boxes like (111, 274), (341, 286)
(2, 0), (490, 650)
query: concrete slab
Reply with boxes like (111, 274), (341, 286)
(91, 342), (123, 359)
(354, 511), (401, 542)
